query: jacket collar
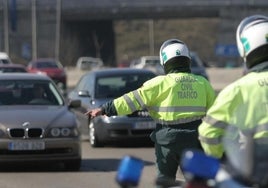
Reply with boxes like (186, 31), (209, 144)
(249, 61), (268, 73)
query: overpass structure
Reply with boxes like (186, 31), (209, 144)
(0, 0), (268, 66)
(62, 0), (267, 20)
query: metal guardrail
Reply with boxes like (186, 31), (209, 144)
(5, 0), (268, 11)
(60, 0), (268, 20)
(63, 0), (268, 8)
(3, 1), (268, 20)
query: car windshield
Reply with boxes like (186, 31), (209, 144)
(95, 73), (154, 98)
(77, 57), (103, 70)
(80, 61), (100, 69)
(0, 67), (27, 73)
(0, 59), (10, 64)
(145, 59), (160, 66)
(0, 80), (64, 105)
(36, 61), (60, 68)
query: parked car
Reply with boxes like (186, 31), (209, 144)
(117, 61), (131, 68)
(0, 73), (81, 170)
(0, 52), (12, 64)
(190, 51), (209, 80)
(27, 58), (67, 96)
(68, 68), (157, 147)
(0, 63), (27, 73)
(130, 56), (165, 75)
(76, 56), (103, 71)
(130, 52), (209, 80)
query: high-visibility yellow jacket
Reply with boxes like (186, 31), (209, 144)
(113, 72), (215, 125)
(198, 69), (268, 158)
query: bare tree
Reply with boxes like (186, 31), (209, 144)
(92, 30), (104, 58)
(61, 35), (80, 66)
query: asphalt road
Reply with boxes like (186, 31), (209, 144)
(0, 67), (243, 188)
(0, 141), (165, 188)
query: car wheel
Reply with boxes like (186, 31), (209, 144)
(64, 159), (81, 171)
(89, 122), (103, 147)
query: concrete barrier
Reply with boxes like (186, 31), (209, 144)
(206, 67), (243, 92)
(66, 68), (86, 88)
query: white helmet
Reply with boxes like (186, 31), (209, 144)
(236, 15), (268, 68)
(159, 39), (191, 66)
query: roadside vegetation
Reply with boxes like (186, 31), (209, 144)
(115, 18), (220, 66)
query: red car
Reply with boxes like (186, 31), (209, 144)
(27, 58), (67, 96)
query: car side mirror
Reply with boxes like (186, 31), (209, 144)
(78, 90), (90, 97)
(68, 99), (81, 108)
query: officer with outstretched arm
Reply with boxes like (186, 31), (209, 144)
(86, 39), (216, 187)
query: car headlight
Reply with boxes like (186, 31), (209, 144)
(51, 128), (61, 137)
(37, 71), (47, 75)
(50, 127), (78, 137)
(61, 128), (71, 136)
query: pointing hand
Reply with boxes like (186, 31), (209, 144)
(85, 108), (103, 119)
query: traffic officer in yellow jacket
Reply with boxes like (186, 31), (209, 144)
(199, 15), (268, 159)
(86, 39), (216, 185)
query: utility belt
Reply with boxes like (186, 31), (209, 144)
(156, 119), (202, 130)
(151, 119), (202, 145)
(154, 115), (203, 126)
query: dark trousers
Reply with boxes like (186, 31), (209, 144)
(150, 120), (202, 186)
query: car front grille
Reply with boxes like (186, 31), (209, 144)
(8, 128), (44, 138)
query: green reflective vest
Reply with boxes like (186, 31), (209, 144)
(198, 71), (268, 158)
(113, 73), (215, 125)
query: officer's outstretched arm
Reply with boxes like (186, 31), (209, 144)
(85, 108), (103, 119)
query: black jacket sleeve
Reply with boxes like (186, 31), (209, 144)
(100, 100), (118, 116)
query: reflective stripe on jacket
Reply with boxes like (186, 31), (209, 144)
(113, 73), (216, 125)
(198, 70), (268, 158)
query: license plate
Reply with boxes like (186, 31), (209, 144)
(134, 121), (156, 129)
(8, 141), (45, 151)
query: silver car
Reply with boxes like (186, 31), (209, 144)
(68, 68), (157, 147)
(130, 52), (209, 80)
(0, 73), (81, 170)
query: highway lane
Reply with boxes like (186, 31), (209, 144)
(0, 141), (185, 188)
(0, 67), (243, 188)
